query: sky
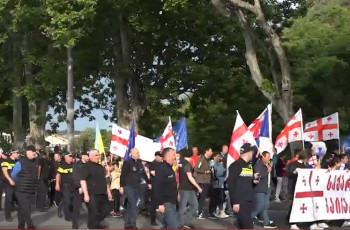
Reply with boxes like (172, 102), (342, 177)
(46, 107), (112, 131)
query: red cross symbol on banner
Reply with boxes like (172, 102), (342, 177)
(315, 176), (320, 185)
(118, 129), (122, 134)
(295, 170), (324, 202)
(328, 132), (334, 137)
(327, 116), (332, 122)
(302, 176), (307, 186)
(315, 203), (319, 212)
(300, 203), (307, 213)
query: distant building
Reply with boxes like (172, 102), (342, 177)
(45, 134), (68, 148)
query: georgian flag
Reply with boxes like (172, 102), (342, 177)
(227, 111), (257, 168)
(110, 124), (130, 157)
(304, 112), (339, 142)
(159, 117), (176, 151)
(275, 109), (303, 154)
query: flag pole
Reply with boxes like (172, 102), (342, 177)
(300, 108), (305, 150)
(337, 112), (341, 153)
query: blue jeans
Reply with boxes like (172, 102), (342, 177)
(179, 190), (198, 227)
(251, 188), (271, 225)
(124, 186), (139, 228)
(162, 203), (179, 229)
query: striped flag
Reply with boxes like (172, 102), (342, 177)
(227, 111), (257, 168)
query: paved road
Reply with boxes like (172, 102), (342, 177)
(0, 199), (292, 229)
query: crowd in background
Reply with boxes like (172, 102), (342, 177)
(0, 143), (349, 229)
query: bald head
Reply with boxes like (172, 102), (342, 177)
(162, 148), (176, 166)
(131, 148), (140, 160)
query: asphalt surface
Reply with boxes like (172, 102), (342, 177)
(0, 198), (348, 229)
(0, 198), (292, 229)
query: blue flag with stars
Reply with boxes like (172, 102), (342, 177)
(173, 117), (188, 152)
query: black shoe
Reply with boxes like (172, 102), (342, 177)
(6, 217), (13, 222)
(151, 221), (158, 226)
(208, 214), (218, 220)
(65, 217), (71, 221)
(264, 222), (277, 229)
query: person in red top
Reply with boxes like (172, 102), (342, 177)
(190, 147), (199, 168)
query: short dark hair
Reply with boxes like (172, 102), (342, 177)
(182, 149), (192, 158)
(212, 152), (220, 158)
(162, 147), (174, 156)
(258, 151), (270, 159)
(298, 149), (312, 161)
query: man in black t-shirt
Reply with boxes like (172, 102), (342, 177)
(37, 149), (50, 211)
(154, 148), (179, 229)
(227, 143), (259, 229)
(178, 149), (203, 228)
(149, 151), (162, 226)
(56, 151), (74, 221)
(80, 149), (112, 229)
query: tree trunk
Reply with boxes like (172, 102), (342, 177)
(67, 46), (75, 152)
(22, 35), (48, 149)
(111, 13), (146, 131)
(211, 0), (294, 123)
(12, 62), (24, 150)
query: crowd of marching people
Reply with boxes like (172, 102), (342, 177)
(0, 142), (350, 229)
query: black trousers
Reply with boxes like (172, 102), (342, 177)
(50, 180), (62, 206)
(198, 183), (210, 214)
(150, 188), (157, 222)
(15, 191), (35, 229)
(209, 188), (224, 215)
(60, 184), (74, 220)
(72, 191), (84, 228)
(37, 180), (48, 209)
(0, 179), (4, 209)
(111, 189), (120, 212)
(87, 194), (109, 229)
(236, 201), (254, 229)
(4, 184), (15, 219)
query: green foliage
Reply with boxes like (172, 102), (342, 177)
(283, 0), (350, 132)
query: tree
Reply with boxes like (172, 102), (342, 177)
(283, 0), (350, 131)
(210, 0), (306, 123)
(41, 0), (97, 151)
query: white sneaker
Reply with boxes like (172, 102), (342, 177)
(218, 213), (229, 218)
(274, 198), (282, 203)
(290, 224), (300, 230)
(317, 223), (329, 228)
(310, 223), (323, 230)
(341, 220), (350, 227)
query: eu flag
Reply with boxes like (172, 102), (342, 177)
(173, 117), (188, 152)
(124, 120), (135, 161)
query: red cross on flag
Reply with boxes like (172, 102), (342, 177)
(227, 111), (257, 168)
(304, 112), (339, 142)
(159, 117), (176, 151)
(110, 124), (130, 157)
(274, 109), (303, 154)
